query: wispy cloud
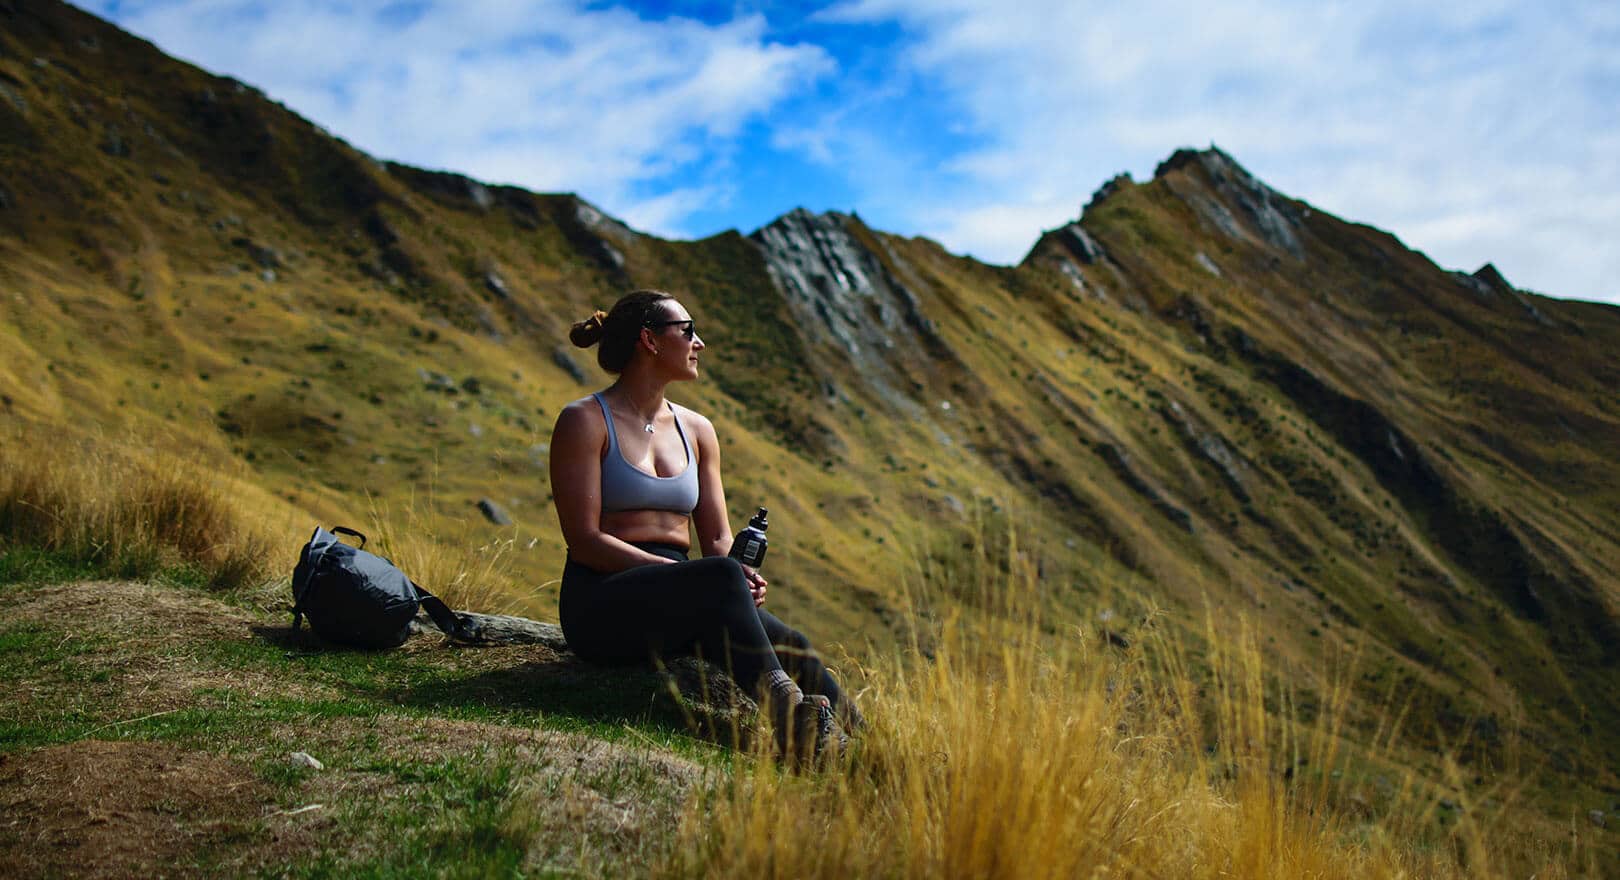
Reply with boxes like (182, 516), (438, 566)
(812, 0), (1620, 300)
(86, 0), (833, 237)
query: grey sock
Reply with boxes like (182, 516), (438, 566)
(765, 669), (802, 704)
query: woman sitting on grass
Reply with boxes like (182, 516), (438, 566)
(549, 289), (858, 760)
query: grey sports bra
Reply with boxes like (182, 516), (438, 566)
(593, 392), (700, 514)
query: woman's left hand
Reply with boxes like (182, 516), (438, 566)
(742, 564), (768, 607)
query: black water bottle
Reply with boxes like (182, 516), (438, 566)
(728, 508), (769, 568)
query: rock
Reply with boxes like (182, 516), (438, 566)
(457, 612), (622, 665)
(552, 346), (589, 383)
(0, 80), (26, 115)
(1195, 251), (1222, 277)
(483, 270), (510, 299)
(99, 126), (129, 157)
(288, 751), (324, 770)
(1451, 270), (1495, 297)
(750, 208), (941, 416)
(414, 611), (567, 648)
(1064, 225), (1108, 264)
(467, 422), (483, 438)
(1591, 810), (1607, 828)
(477, 498), (512, 525)
(1158, 147), (1305, 259)
(418, 368), (458, 394)
(1472, 262), (1513, 294)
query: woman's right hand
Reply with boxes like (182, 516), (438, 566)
(742, 564), (768, 607)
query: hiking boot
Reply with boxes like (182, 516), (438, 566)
(782, 694), (848, 767)
(836, 693), (865, 734)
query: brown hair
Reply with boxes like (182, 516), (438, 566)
(569, 289), (676, 373)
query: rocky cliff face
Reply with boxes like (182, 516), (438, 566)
(748, 209), (950, 409)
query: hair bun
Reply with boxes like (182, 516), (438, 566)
(569, 310), (609, 347)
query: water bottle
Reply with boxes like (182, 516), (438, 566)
(728, 508), (769, 568)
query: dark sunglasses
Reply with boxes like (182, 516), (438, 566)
(645, 319), (696, 340)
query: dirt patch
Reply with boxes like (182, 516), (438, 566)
(0, 740), (285, 879)
(4, 580), (264, 647)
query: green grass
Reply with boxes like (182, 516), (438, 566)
(0, 546), (102, 587)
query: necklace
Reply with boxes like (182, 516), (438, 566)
(610, 396), (661, 434)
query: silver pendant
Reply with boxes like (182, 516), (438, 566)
(644, 423), (655, 434)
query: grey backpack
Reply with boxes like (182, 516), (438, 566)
(291, 526), (468, 648)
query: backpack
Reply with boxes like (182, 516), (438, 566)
(291, 526), (468, 648)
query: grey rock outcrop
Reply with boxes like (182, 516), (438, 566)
(552, 346), (589, 383)
(1158, 146), (1307, 260)
(750, 209), (939, 369)
(483, 269), (510, 300)
(476, 498), (512, 525)
(750, 208), (951, 416)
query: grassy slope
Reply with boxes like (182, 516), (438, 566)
(3, 0), (1619, 853)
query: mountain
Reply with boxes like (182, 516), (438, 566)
(3, 0), (1618, 820)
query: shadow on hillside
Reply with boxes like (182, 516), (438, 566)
(247, 623), (755, 746)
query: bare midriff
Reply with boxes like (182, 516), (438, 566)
(600, 509), (691, 551)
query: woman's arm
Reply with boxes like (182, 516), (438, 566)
(549, 400), (675, 572)
(688, 408), (732, 558)
(687, 408), (768, 606)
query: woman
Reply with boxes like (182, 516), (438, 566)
(550, 289), (856, 759)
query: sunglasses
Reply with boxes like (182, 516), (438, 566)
(645, 319), (697, 340)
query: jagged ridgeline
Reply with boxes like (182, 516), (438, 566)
(4, 0), (1620, 807)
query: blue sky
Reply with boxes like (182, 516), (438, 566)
(82, 0), (1620, 303)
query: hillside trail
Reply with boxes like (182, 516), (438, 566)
(0, 579), (711, 877)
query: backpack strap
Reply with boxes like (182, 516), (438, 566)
(330, 526), (367, 548)
(291, 526), (338, 630)
(412, 583), (476, 643)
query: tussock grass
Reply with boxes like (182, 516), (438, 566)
(666, 528), (1580, 879)
(0, 421), (277, 589)
(361, 494), (532, 615)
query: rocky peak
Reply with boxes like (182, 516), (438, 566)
(1472, 262), (1513, 295)
(1155, 145), (1306, 259)
(749, 208), (933, 362)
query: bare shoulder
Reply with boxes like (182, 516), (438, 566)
(671, 401), (716, 440)
(553, 395), (606, 437)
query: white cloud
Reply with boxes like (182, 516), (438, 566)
(814, 0), (1620, 302)
(88, 0), (833, 232)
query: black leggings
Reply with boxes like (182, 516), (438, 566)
(559, 543), (845, 711)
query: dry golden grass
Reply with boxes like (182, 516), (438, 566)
(359, 493), (536, 615)
(0, 420), (279, 589)
(666, 529), (1584, 879)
